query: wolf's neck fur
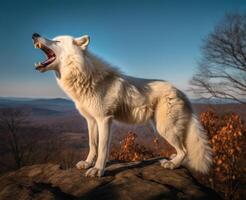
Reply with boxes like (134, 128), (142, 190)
(83, 51), (121, 80)
(57, 50), (121, 98)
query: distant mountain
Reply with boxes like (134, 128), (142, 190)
(0, 97), (76, 118)
(31, 98), (72, 104)
(0, 97), (74, 109)
(190, 97), (242, 104)
(1, 96), (243, 107)
(29, 98), (74, 111)
(0, 97), (243, 120)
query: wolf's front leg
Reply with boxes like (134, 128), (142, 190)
(85, 116), (112, 177)
(76, 118), (98, 170)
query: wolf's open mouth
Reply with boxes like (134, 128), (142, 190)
(33, 42), (56, 71)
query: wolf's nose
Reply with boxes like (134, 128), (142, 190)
(32, 33), (41, 39)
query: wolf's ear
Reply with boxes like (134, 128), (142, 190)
(73, 35), (90, 50)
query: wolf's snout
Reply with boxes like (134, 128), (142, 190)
(33, 33), (56, 71)
(32, 33), (41, 39)
(32, 33), (42, 48)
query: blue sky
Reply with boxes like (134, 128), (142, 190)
(0, 0), (245, 98)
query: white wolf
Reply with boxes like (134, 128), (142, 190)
(32, 33), (212, 177)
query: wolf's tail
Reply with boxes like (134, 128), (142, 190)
(182, 114), (212, 174)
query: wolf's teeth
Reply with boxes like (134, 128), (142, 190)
(34, 43), (41, 48)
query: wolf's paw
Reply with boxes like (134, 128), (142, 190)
(160, 159), (176, 170)
(170, 154), (177, 160)
(76, 160), (92, 170)
(85, 167), (104, 177)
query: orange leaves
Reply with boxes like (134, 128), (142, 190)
(110, 110), (245, 200)
(217, 159), (222, 165)
(200, 110), (246, 200)
(110, 131), (155, 161)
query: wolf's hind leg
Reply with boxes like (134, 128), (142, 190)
(155, 93), (190, 169)
(76, 118), (98, 170)
(159, 133), (186, 169)
(155, 98), (188, 170)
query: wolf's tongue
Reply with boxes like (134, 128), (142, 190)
(41, 56), (55, 65)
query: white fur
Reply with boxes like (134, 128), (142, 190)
(34, 34), (212, 177)
(183, 115), (212, 173)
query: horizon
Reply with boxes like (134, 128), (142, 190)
(0, 96), (242, 104)
(0, 0), (246, 98)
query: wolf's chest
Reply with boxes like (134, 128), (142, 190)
(56, 76), (93, 100)
(56, 79), (78, 100)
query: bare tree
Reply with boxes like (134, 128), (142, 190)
(0, 108), (30, 169)
(190, 14), (246, 104)
(0, 108), (79, 172)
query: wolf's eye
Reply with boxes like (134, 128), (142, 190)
(54, 40), (60, 43)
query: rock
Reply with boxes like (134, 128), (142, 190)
(0, 158), (220, 200)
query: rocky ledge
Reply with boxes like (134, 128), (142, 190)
(0, 158), (220, 200)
